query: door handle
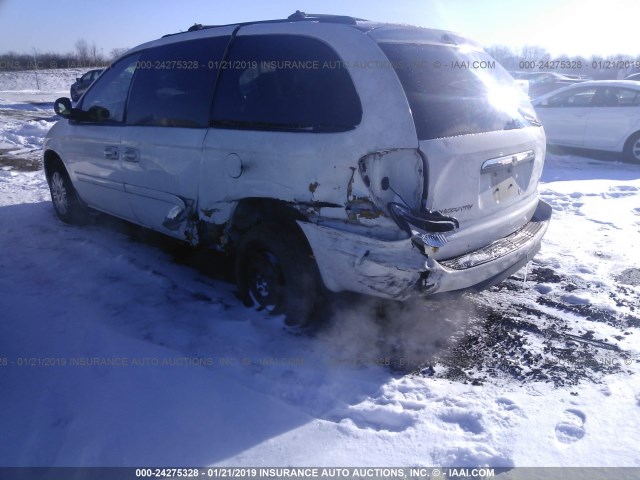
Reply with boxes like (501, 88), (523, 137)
(104, 146), (119, 160)
(123, 148), (140, 163)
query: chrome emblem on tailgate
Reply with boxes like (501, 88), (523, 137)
(481, 150), (535, 172)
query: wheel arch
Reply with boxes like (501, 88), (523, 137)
(227, 197), (311, 247)
(623, 130), (640, 154)
(43, 150), (67, 181)
(44, 149), (89, 224)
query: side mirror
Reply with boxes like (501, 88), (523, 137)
(54, 97), (73, 118)
(53, 97), (110, 122)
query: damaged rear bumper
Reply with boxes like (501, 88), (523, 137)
(298, 200), (552, 300)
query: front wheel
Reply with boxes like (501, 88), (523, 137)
(235, 223), (321, 327)
(47, 165), (88, 224)
(624, 132), (640, 163)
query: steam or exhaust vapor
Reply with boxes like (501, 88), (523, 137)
(319, 293), (479, 372)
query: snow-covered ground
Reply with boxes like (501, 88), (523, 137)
(0, 68), (81, 101)
(0, 73), (639, 469)
(0, 69), (72, 171)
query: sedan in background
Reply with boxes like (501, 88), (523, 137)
(70, 69), (103, 102)
(532, 80), (640, 162)
(524, 72), (586, 99)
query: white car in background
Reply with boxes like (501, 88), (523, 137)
(532, 80), (640, 162)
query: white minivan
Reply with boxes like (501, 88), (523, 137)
(44, 12), (551, 325)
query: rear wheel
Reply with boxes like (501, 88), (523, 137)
(236, 223), (320, 327)
(47, 165), (88, 224)
(624, 132), (640, 163)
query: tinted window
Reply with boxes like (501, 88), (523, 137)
(127, 37), (230, 128)
(80, 54), (141, 123)
(547, 87), (597, 107)
(379, 43), (536, 140)
(595, 87), (640, 107)
(211, 35), (362, 132)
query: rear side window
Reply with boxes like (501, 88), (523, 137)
(211, 35), (362, 132)
(597, 87), (640, 107)
(379, 43), (536, 140)
(546, 87), (597, 107)
(127, 36), (230, 128)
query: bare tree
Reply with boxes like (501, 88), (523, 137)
(519, 45), (551, 65)
(32, 47), (40, 89)
(485, 45), (518, 70)
(75, 39), (89, 63)
(109, 47), (129, 61)
(89, 41), (105, 65)
(90, 42), (97, 64)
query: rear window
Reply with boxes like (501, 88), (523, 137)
(379, 43), (537, 140)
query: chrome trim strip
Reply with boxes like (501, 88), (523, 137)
(481, 150), (535, 172)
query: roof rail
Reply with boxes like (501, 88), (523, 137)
(286, 10), (366, 25)
(163, 11), (367, 38)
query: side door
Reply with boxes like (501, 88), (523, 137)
(120, 33), (232, 238)
(584, 86), (640, 149)
(63, 54), (141, 220)
(200, 29), (365, 221)
(536, 86), (597, 147)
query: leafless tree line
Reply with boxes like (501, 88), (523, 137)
(0, 40), (636, 78)
(0, 39), (128, 71)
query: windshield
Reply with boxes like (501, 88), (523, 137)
(379, 43), (539, 140)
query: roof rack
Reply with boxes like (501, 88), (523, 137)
(164, 11), (367, 37)
(287, 10), (366, 25)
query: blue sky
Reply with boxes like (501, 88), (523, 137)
(0, 0), (637, 57)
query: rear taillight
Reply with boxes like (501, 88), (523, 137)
(357, 149), (460, 247)
(388, 202), (459, 248)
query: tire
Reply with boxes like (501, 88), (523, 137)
(47, 165), (89, 224)
(624, 132), (640, 163)
(235, 222), (320, 327)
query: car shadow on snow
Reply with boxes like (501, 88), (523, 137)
(0, 203), (326, 465)
(5, 202), (451, 464)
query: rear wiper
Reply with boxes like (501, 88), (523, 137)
(519, 109), (542, 127)
(504, 118), (524, 130)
